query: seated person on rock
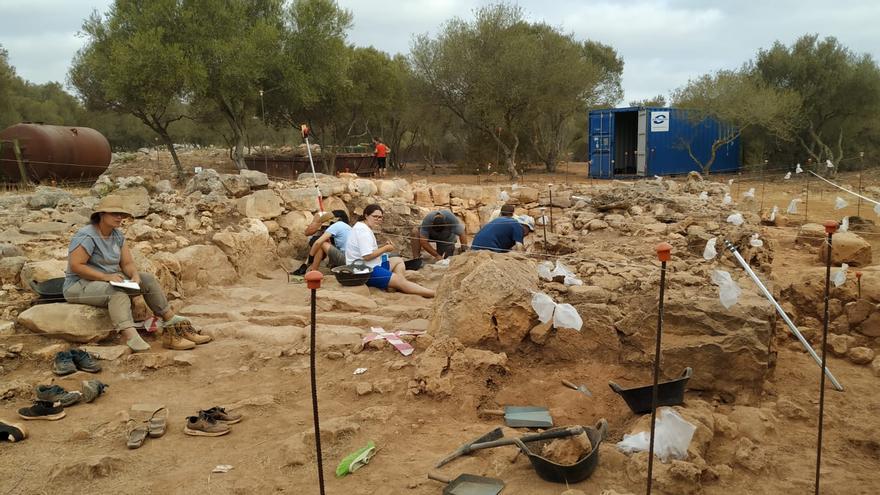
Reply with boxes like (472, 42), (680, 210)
(63, 196), (210, 352)
(471, 214), (535, 253)
(291, 207), (336, 276)
(306, 210), (351, 272)
(345, 204), (435, 298)
(411, 209), (468, 261)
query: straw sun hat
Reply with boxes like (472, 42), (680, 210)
(90, 195), (133, 223)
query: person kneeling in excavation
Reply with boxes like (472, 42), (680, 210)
(411, 209), (468, 260)
(471, 214), (535, 253)
(345, 204), (435, 298)
(63, 196), (211, 352)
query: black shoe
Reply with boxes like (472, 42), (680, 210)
(52, 351), (76, 376)
(0, 420), (27, 442)
(18, 400), (66, 421)
(70, 349), (101, 373)
(292, 264), (308, 276)
(35, 385), (82, 407)
(81, 380), (109, 404)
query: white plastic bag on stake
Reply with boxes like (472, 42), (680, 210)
(796, 163), (803, 174)
(835, 197), (848, 210)
(769, 206), (779, 222)
(616, 408), (696, 462)
(875, 203), (880, 216)
(499, 190), (510, 202)
(832, 263), (848, 288)
(703, 237), (717, 260)
(698, 191), (708, 201)
(743, 188), (755, 199)
(786, 198), (801, 214)
(728, 179), (734, 186)
(553, 303), (583, 331)
(784, 172), (791, 180)
(840, 216), (849, 233)
(537, 261), (554, 281)
(722, 193), (732, 206)
(749, 233), (764, 247)
(826, 159), (834, 169)
(654, 175), (663, 183)
(711, 270), (742, 309)
(531, 292), (556, 324)
(726, 212), (744, 226)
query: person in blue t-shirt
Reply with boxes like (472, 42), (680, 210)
(306, 210), (352, 272)
(471, 214), (535, 253)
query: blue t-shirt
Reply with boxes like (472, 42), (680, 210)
(419, 210), (463, 242)
(325, 221), (352, 251)
(63, 225), (125, 291)
(471, 217), (524, 253)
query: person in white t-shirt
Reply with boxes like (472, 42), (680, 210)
(345, 204), (434, 298)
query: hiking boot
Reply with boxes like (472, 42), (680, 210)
(52, 351), (76, 376)
(35, 385), (82, 407)
(161, 325), (196, 351)
(81, 380), (109, 404)
(70, 348), (102, 373)
(202, 406), (242, 424)
(183, 412), (230, 437)
(292, 263), (308, 276)
(0, 420), (27, 442)
(18, 400), (66, 421)
(181, 327), (212, 345)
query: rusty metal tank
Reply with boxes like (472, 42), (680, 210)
(0, 123), (111, 182)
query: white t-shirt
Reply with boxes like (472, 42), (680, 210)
(345, 222), (380, 267)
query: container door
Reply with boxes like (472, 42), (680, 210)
(636, 110), (647, 176)
(589, 111), (613, 178)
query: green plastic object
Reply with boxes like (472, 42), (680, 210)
(335, 441), (377, 477)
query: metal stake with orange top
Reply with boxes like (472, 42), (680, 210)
(305, 270), (326, 495)
(646, 242), (672, 495)
(815, 220), (837, 495)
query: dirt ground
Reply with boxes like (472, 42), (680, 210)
(1, 155), (879, 494)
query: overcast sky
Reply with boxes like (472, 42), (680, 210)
(2, 0), (878, 104)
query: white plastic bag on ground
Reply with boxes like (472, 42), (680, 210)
(786, 198), (801, 214)
(769, 206), (779, 222)
(654, 175), (663, 182)
(726, 212), (744, 226)
(743, 187), (755, 199)
(531, 292), (556, 324)
(703, 237), (717, 260)
(875, 203), (880, 216)
(551, 261), (582, 286)
(832, 263), (848, 288)
(712, 270), (742, 309)
(728, 179), (734, 186)
(749, 233), (763, 247)
(796, 163), (803, 174)
(826, 159), (834, 169)
(840, 216), (849, 233)
(553, 303), (583, 331)
(784, 172), (791, 180)
(698, 191), (708, 201)
(722, 193), (732, 206)
(537, 261), (554, 281)
(616, 408), (696, 462)
(499, 190), (510, 202)
(835, 197), (848, 210)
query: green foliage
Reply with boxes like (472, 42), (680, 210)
(629, 95), (667, 108)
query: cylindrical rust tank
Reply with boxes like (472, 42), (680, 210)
(0, 123), (111, 182)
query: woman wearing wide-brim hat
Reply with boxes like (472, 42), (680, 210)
(62, 195), (212, 352)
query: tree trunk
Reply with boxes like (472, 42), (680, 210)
(157, 128), (184, 181)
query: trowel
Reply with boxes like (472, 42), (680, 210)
(561, 379), (592, 397)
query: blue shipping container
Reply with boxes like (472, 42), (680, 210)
(588, 107), (740, 178)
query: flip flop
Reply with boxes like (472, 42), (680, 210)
(147, 407), (168, 438)
(127, 421), (149, 449)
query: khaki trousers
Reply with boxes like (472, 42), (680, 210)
(63, 272), (170, 331)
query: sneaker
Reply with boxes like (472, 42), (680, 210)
(183, 412), (230, 437)
(35, 385), (82, 407)
(202, 406), (242, 424)
(52, 351), (76, 376)
(18, 400), (66, 421)
(292, 264), (308, 276)
(0, 420), (27, 442)
(70, 349), (102, 373)
(81, 380), (109, 404)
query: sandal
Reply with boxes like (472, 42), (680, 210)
(127, 421), (149, 449)
(147, 407), (168, 438)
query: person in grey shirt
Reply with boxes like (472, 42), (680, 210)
(63, 195), (211, 352)
(410, 209), (468, 260)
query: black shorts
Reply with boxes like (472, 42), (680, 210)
(377, 157), (386, 169)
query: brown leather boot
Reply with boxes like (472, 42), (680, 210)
(161, 324), (195, 350)
(181, 327), (212, 345)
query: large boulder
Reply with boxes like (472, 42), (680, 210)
(235, 190), (283, 220)
(19, 221), (73, 235)
(185, 169), (225, 196)
(0, 256), (27, 283)
(111, 186), (150, 218)
(18, 304), (114, 343)
(350, 179), (377, 197)
(795, 223), (826, 247)
(279, 188), (319, 212)
(429, 184), (451, 205)
(240, 170), (269, 189)
(276, 211), (312, 258)
(212, 219), (277, 275)
(428, 251), (538, 351)
(173, 245), (237, 291)
(28, 186), (74, 209)
(819, 232), (872, 266)
(219, 174), (251, 198)
(20, 260), (67, 288)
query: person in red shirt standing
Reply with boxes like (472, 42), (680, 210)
(373, 137), (388, 178)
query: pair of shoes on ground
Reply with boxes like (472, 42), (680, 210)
(53, 349), (101, 376)
(184, 407), (243, 437)
(161, 316), (212, 351)
(0, 420), (27, 442)
(17, 381), (109, 421)
(127, 407), (167, 449)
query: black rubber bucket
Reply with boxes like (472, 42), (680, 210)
(331, 261), (372, 287)
(403, 258), (423, 271)
(608, 367), (692, 415)
(28, 277), (66, 304)
(513, 420), (608, 484)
